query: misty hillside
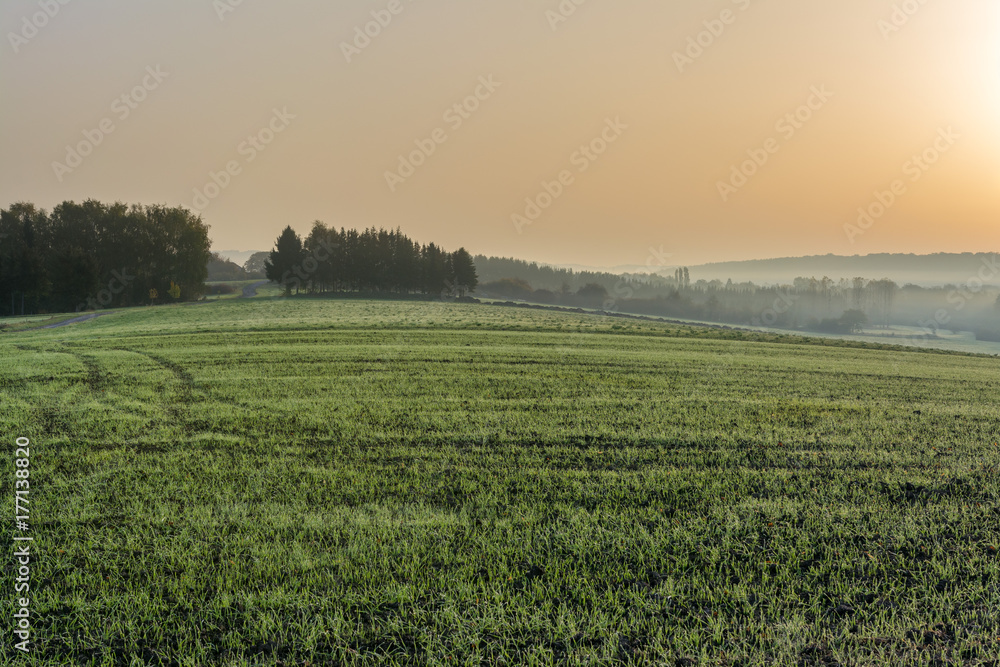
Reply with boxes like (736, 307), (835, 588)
(473, 255), (675, 294)
(689, 253), (1000, 287)
(218, 250), (1000, 291)
(216, 250), (262, 267)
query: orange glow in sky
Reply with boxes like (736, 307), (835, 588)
(2, 0), (998, 267)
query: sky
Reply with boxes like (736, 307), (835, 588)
(2, 0), (999, 269)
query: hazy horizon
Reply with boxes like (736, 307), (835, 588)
(214, 247), (1000, 269)
(3, 0), (999, 268)
(212, 247), (1000, 291)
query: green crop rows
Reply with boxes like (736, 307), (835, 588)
(2, 298), (999, 665)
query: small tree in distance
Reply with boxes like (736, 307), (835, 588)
(243, 251), (270, 278)
(839, 309), (868, 333)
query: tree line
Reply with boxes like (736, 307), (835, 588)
(473, 255), (678, 294)
(264, 223), (478, 297)
(0, 200), (211, 315)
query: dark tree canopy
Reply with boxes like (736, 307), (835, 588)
(265, 226), (305, 295)
(0, 200), (211, 315)
(264, 223), (478, 297)
(448, 247), (478, 296)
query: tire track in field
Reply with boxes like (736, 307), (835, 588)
(109, 348), (199, 436)
(117, 348), (247, 408)
(54, 344), (108, 391)
(116, 348), (197, 402)
(4, 343), (108, 438)
(109, 347), (253, 432)
(67, 343), (244, 411)
(58, 343), (199, 436)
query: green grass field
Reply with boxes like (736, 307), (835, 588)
(3, 298), (1000, 666)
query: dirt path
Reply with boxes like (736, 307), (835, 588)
(35, 312), (111, 330)
(17, 281), (269, 333)
(241, 280), (270, 298)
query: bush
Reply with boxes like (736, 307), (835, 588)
(808, 310), (867, 334)
(480, 278), (533, 300)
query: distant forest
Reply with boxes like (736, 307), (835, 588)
(474, 256), (675, 294)
(0, 200), (211, 315)
(475, 267), (1000, 341)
